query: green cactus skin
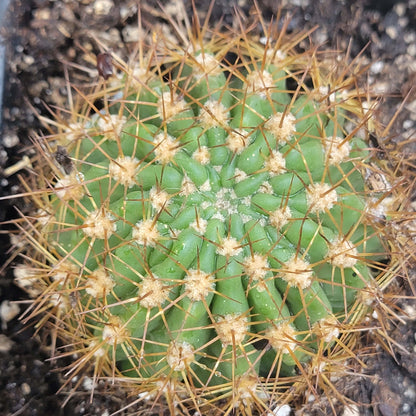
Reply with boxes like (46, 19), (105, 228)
(14, 14), (407, 415)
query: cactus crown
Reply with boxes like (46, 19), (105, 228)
(11, 6), (411, 415)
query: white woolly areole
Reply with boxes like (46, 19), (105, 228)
(234, 168), (248, 183)
(306, 182), (338, 213)
(213, 188), (238, 216)
(327, 238), (358, 268)
(36, 209), (53, 227)
(48, 293), (67, 311)
(193, 146), (210, 165)
(153, 132), (180, 164)
(55, 172), (85, 201)
(313, 315), (340, 343)
(212, 212), (225, 221)
(201, 201), (210, 210)
(265, 112), (296, 144)
(324, 136), (351, 165)
(13, 265), (40, 297)
(200, 179), (211, 191)
(217, 236), (243, 257)
(166, 341), (195, 371)
(242, 196), (252, 206)
(266, 322), (297, 354)
(10, 234), (25, 250)
(48, 293), (69, 310)
(260, 181), (273, 194)
(180, 175), (197, 196)
(241, 214), (252, 224)
(157, 91), (187, 120)
(132, 66), (148, 80)
(127, 66), (152, 88)
(0, 300), (20, 325)
(13, 265), (35, 282)
(269, 206), (292, 230)
(184, 269), (215, 301)
(265, 150), (286, 175)
(265, 48), (287, 62)
(234, 376), (259, 405)
(90, 340), (106, 358)
(243, 254), (269, 290)
(226, 129), (250, 154)
(247, 70), (274, 97)
(138, 275), (168, 308)
(133, 219), (160, 247)
(102, 316), (128, 345)
(108, 156), (139, 188)
(85, 266), (114, 298)
(194, 53), (221, 76)
(199, 100), (229, 128)
(149, 187), (171, 211)
(83, 209), (116, 239)
(282, 257), (313, 289)
(359, 281), (381, 307)
(216, 313), (248, 346)
(97, 114), (126, 139)
(65, 122), (85, 142)
(51, 260), (79, 284)
(190, 218), (207, 234)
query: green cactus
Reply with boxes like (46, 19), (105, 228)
(13, 11), (409, 415)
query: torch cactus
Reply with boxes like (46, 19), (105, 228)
(12, 9), (411, 415)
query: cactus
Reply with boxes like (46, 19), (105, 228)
(12, 7), (411, 416)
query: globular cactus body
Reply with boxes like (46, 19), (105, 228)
(15, 13), (405, 415)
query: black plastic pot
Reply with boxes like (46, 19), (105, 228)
(0, 0), (11, 132)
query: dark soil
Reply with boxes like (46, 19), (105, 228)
(0, 1), (415, 415)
